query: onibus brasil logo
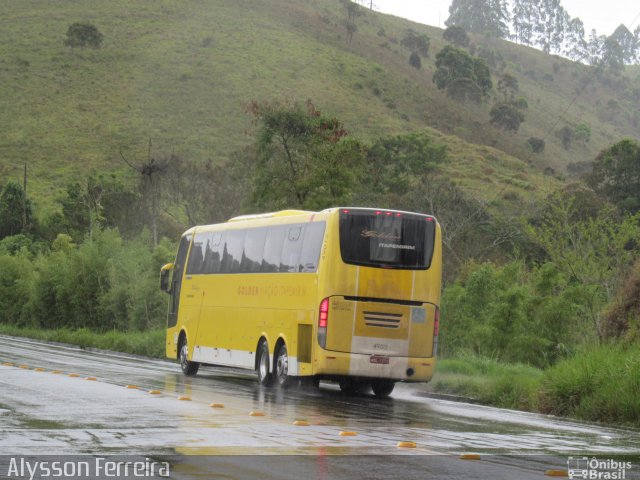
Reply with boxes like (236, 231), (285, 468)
(567, 457), (633, 479)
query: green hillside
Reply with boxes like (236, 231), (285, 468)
(0, 0), (637, 209)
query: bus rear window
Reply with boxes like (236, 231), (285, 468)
(339, 210), (435, 270)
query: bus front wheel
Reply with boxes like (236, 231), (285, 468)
(371, 379), (395, 397)
(179, 337), (199, 377)
(257, 341), (273, 386)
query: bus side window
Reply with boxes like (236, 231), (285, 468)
(261, 226), (286, 273)
(241, 227), (267, 273)
(221, 229), (245, 274)
(280, 225), (304, 272)
(202, 231), (223, 274)
(186, 232), (207, 274)
(299, 222), (326, 272)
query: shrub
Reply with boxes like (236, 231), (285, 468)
(409, 51), (421, 69)
(64, 23), (103, 49)
(527, 137), (545, 153)
(539, 343), (640, 426)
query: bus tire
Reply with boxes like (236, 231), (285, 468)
(179, 336), (199, 377)
(274, 343), (292, 388)
(257, 341), (273, 386)
(371, 379), (395, 398)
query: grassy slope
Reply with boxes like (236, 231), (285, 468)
(0, 0), (637, 212)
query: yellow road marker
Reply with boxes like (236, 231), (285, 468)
(68, 373), (79, 377)
(148, 390), (161, 395)
(19, 365), (30, 369)
(209, 403), (225, 408)
(86, 377), (97, 381)
(125, 385), (139, 389)
(177, 396), (192, 401)
(339, 431), (358, 437)
(51, 370), (62, 374)
(2, 362), (14, 367)
(293, 420), (310, 426)
(397, 441), (417, 448)
(249, 411), (265, 417)
(460, 454), (481, 460)
(34, 368), (46, 372)
(545, 470), (569, 477)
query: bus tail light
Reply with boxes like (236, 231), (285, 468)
(433, 307), (440, 357)
(318, 298), (329, 348)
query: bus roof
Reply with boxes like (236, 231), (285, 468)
(228, 210), (314, 222)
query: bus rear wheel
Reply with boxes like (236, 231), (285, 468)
(274, 344), (292, 388)
(257, 341), (273, 386)
(179, 338), (199, 377)
(371, 379), (395, 398)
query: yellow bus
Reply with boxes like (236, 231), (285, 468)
(160, 207), (441, 397)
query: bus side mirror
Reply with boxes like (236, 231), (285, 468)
(160, 263), (174, 293)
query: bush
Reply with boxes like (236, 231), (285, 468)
(539, 343), (640, 426)
(527, 137), (545, 153)
(440, 261), (587, 368)
(409, 51), (421, 69)
(490, 103), (525, 132)
(64, 23), (103, 49)
(0, 229), (172, 333)
(442, 25), (470, 47)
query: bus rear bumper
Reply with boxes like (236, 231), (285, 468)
(314, 350), (435, 382)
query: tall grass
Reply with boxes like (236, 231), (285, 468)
(432, 353), (543, 410)
(0, 324), (165, 358)
(539, 343), (640, 427)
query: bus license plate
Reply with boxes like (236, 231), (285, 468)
(370, 356), (389, 365)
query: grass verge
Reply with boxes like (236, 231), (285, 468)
(538, 343), (640, 427)
(430, 353), (543, 411)
(0, 324), (165, 358)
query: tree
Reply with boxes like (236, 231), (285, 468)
(574, 124), (591, 144)
(364, 133), (447, 197)
(246, 100), (366, 210)
(563, 17), (587, 61)
(556, 125), (574, 150)
(586, 29), (605, 66)
(446, 0), (509, 38)
(609, 24), (637, 65)
(512, 0), (538, 45)
(442, 25), (470, 47)
(490, 103), (525, 132)
(534, 0), (568, 54)
(409, 52), (421, 69)
(120, 140), (170, 247)
(433, 46), (492, 102)
(401, 30), (430, 57)
(64, 23), (103, 49)
(340, 0), (364, 44)
(0, 182), (32, 239)
(586, 139), (640, 214)
(526, 194), (640, 338)
(527, 137), (545, 153)
(601, 36), (625, 73)
(497, 73), (518, 102)
(163, 156), (244, 226)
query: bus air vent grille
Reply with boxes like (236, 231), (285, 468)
(363, 311), (402, 329)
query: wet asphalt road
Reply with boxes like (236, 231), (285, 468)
(0, 335), (638, 479)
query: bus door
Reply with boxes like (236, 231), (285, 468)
(168, 234), (192, 328)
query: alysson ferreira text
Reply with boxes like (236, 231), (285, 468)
(5, 457), (170, 479)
